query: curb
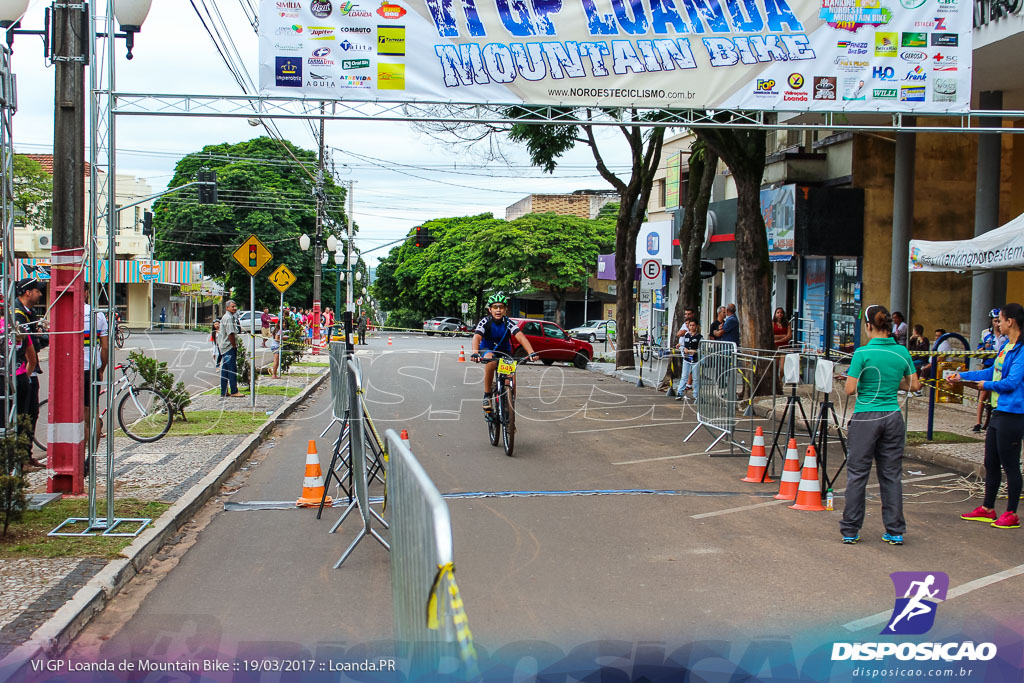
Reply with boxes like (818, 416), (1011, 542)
(0, 368), (330, 677)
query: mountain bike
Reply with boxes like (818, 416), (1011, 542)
(479, 353), (534, 457)
(33, 358), (173, 450)
(114, 323), (130, 349)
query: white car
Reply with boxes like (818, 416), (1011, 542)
(568, 319), (616, 343)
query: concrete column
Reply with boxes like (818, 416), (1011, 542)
(890, 122), (915, 318)
(971, 91), (1005, 359)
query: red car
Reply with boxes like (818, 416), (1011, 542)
(510, 318), (593, 369)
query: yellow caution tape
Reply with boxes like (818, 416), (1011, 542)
(908, 350), (998, 358)
(427, 563), (479, 669)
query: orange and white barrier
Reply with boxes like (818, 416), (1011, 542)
(741, 426), (773, 483)
(297, 440), (333, 508)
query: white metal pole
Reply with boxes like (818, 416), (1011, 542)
(250, 275), (256, 407)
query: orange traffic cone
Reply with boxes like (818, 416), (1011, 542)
(789, 445), (826, 511)
(774, 438), (802, 500)
(296, 440), (332, 507)
(741, 426), (773, 483)
(388, 336), (393, 345)
(458, 346), (466, 362)
(400, 429), (410, 444)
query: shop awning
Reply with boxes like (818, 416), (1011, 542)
(909, 212), (1024, 272)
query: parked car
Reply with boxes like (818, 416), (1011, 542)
(510, 318), (593, 369)
(423, 316), (469, 336)
(235, 310), (279, 333)
(568, 319), (616, 343)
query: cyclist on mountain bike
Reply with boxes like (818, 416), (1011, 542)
(470, 294), (537, 413)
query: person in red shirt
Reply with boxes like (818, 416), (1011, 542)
(773, 307), (792, 349)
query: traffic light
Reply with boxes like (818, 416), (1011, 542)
(248, 244), (258, 268)
(414, 225), (431, 248)
(142, 210), (153, 236)
(197, 170), (218, 204)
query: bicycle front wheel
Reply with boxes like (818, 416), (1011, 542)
(117, 388), (172, 442)
(501, 383), (516, 457)
(114, 328), (125, 349)
(640, 343), (651, 364)
(33, 399), (48, 452)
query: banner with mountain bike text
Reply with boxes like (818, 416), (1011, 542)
(258, 0), (971, 112)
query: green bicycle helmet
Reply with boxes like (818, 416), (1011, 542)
(486, 293), (509, 307)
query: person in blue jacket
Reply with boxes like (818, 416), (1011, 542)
(951, 303), (1024, 530)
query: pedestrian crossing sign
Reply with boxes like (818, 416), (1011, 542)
(232, 234), (273, 276)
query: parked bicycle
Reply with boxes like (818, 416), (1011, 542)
(113, 323), (130, 349)
(33, 358), (173, 450)
(477, 353), (535, 457)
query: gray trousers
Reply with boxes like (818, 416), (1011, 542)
(840, 411), (907, 537)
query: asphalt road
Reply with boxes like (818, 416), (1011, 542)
(63, 333), (1024, 678)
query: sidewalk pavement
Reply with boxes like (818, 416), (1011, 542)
(587, 356), (988, 477)
(0, 356), (330, 668)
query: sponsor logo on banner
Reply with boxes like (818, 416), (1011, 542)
(342, 58), (370, 69)
(834, 57), (869, 72)
(899, 0), (927, 7)
(340, 74), (373, 88)
(813, 76), (837, 100)
(844, 40), (869, 54)
(310, 0), (332, 18)
(788, 73), (805, 88)
(377, 25), (405, 56)
(900, 49), (927, 62)
(783, 90), (808, 102)
(279, 9), (300, 17)
(376, 1), (407, 19)
(819, 0), (893, 31)
(842, 77), (866, 101)
(933, 78), (957, 102)
(339, 39), (372, 52)
(377, 62), (405, 89)
(306, 71), (336, 87)
(274, 24), (303, 35)
(312, 47), (331, 57)
(936, 0), (958, 13)
(754, 78), (778, 96)
(308, 53), (335, 66)
(932, 52), (958, 70)
(274, 42), (303, 52)
(901, 32), (927, 47)
(308, 26), (335, 39)
(933, 16), (948, 30)
(872, 65), (896, 80)
(904, 65), (927, 81)
(275, 57), (302, 87)
(338, 1), (372, 17)
(931, 32), (959, 46)
(875, 33), (897, 57)
(276, 0), (300, 16)
(900, 85), (926, 101)
(873, 88), (898, 99)
(338, 26), (371, 33)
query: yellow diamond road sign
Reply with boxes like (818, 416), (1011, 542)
(232, 234), (273, 277)
(269, 264), (297, 294)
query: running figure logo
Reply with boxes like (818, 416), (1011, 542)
(882, 571), (949, 635)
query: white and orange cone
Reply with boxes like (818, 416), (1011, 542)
(296, 440), (332, 507)
(774, 438), (803, 501)
(741, 426), (773, 483)
(388, 336), (393, 346)
(458, 346), (466, 363)
(789, 445), (826, 511)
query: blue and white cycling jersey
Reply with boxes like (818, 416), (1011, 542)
(979, 329), (1009, 369)
(473, 316), (521, 354)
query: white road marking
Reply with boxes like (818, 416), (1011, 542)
(569, 421), (695, 434)
(613, 450), (739, 464)
(691, 472), (956, 519)
(842, 563), (1024, 632)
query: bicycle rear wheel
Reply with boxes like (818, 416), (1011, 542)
(117, 388), (172, 442)
(487, 400), (500, 447)
(501, 382), (515, 457)
(639, 342), (652, 364)
(114, 327), (125, 349)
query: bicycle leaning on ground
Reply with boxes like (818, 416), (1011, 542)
(33, 358), (173, 450)
(113, 322), (130, 349)
(474, 353), (536, 457)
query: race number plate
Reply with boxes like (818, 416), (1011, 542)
(497, 359), (517, 376)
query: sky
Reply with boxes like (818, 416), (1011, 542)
(9, 0), (638, 266)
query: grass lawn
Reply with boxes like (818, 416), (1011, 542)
(167, 410), (271, 436)
(906, 430), (982, 447)
(0, 499), (170, 558)
(201, 385), (303, 397)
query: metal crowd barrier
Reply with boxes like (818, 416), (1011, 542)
(385, 429), (478, 677)
(685, 340), (739, 453)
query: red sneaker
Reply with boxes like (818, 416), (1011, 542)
(961, 506), (997, 522)
(992, 511), (1021, 529)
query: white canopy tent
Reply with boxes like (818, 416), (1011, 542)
(909, 212), (1024, 273)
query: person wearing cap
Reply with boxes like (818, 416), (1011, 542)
(15, 278), (47, 470)
(839, 304), (920, 546)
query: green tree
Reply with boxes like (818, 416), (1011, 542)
(671, 140), (719, 335)
(13, 155), (53, 231)
(153, 137), (349, 309)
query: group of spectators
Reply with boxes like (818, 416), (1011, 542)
(670, 304), (740, 401)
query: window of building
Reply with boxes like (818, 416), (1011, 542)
(657, 179), (666, 207)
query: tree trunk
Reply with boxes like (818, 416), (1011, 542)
(670, 146), (718, 336)
(551, 286), (567, 327)
(698, 128), (773, 395)
(614, 204), (647, 369)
